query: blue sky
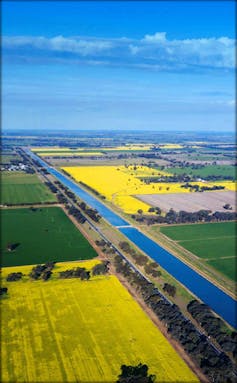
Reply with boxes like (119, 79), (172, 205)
(2, 1), (236, 132)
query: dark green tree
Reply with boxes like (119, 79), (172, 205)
(117, 363), (156, 383)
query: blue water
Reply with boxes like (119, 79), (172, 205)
(27, 150), (128, 227)
(26, 150), (237, 328)
(119, 227), (236, 328)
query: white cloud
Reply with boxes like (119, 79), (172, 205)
(142, 32), (167, 43)
(3, 35), (112, 55)
(2, 33), (235, 71)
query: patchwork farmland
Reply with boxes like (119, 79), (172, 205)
(1, 261), (198, 383)
(1, 172), (57, 205)
(159, 221), (237, 281)
(1, 133), (236, 383)
(62, 165), (235, 214)
(1, 207), (97, 267)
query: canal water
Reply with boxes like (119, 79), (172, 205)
(26, 150), (236, 328)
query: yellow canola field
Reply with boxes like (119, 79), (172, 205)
(1, 263), (198, 383)
(63, 165), (228, 214)
(159, 144), (183, 149)
(1, 260), (101, 279)
(208, 181), (236, 191)
(102, 144), (154, 151)
(63, 165), (175, 213)
(39, 152), (104, 157)
(122, 165), (171, 177)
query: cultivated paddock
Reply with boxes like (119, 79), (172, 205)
(1, 262), (198, 383)
(136, 190), (236, 212)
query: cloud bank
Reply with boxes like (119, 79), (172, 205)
(3, 32), (235, 71)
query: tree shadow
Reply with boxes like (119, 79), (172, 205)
(7, 243), (21, 251)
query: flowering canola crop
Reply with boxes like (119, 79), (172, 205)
(63, 165), (231, 214)
(1, 261), (199, 382)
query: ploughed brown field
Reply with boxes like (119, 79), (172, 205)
(135, 190), (236, 213)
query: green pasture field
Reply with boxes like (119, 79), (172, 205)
(1, 172), (57, 204)
(165, 165), (236, 179)
(0, 154), (21, 164)
(160, 222), (236, 281)
(0, 207), (97, 267)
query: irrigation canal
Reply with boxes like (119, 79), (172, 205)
(26, 149), (236, 328)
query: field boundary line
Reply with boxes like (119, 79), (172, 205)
(206, 255), (237, 260)
(177, 235), (236, 243)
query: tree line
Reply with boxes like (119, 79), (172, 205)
(55, 181), (101, 222)
(187, 300), (237, 359)
(119, 241), (162, 279)
(30, 262), (55, 280)
(5, 261), (109, 284)
(181, 183), (225, 192)
(133, 208), (237, 225)
(79, 181), (106, 200)
(113, 254), (236, 383)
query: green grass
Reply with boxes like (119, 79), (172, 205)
(0, 154), (21, 164)
(165, 165), (236, 179)
(207, 257), (236, 282)
(160, 221), (236, 241)
(1, 172), (57, 204)
(0, 207), (97, 267)
(160, 222), (236, 281)
(178, 237), (236, 259)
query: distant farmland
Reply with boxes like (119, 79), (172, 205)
(1, 207), (97, 267)
(136, 190), (236, 213)
(1, 262), (198, 383)
(159, 221), (236, 281)
(0, 153), (22, 164)
(1, 172), (57, 205)
(163, 165), (236, 179)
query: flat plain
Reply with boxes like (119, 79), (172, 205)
(1, 207), (97, 267)
(137, 190), (236, 212)
(1, 172), (57, 205)
(164, 165), (236, 179)
(159, 221), (236, 281)
(1, 261), (198, 383)
(62, 165), (236, 214)
(0, 153), (22, 164)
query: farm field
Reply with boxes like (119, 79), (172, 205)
(62, 165), (171, 214)
(159, 222), (236, 281)
(0, 207), (97, 267)
(62, 165), (236, 214)
(137, 190), (236, 213)
(1, 261), (198, 383)
(0, 153), (21, 164)
(32, 147), (97, 152)
(159, 144), (183, 149)
(210, 181), (236, 191)
(32, 144), (154, 153)
(1, 172), (57, 205)
(50, 156), (169, 167)
(39, 151), (104, 157)
(163, 165), (236, 179)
